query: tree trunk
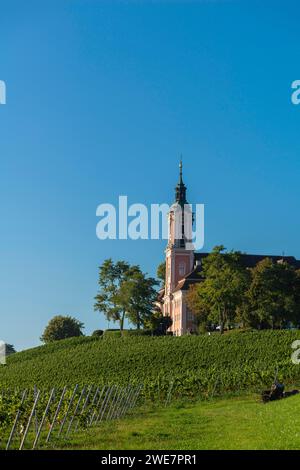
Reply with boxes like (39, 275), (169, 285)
(219, 309), (226, 334)
(120, 310), (125, 332)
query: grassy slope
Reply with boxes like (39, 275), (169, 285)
(55, 394), (300, 450)
(1, 331), (300, 397)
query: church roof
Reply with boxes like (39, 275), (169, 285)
(157, 288), (165, 301)
(194, 252), (300, 268)
(173, 263), (203, 292)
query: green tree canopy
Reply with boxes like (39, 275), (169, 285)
(94, 259), (158, 331)
(157, 261), (166, 287)
(118, 268), (159, 329)
(144, 307), (172, 335)
(94, 259), (133, 331)
(243, 258), (300, 329)
(186, 246), (249, 334)
(41, 315), (84, 343)
(5, 344), (16, 355)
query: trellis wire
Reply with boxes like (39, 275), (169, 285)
(165, 381), (174, 406)
(73, 384), (93, 433)
(19, 389), (41, 450)
(32, 388), (55, 449)
(97, 385), (114, 423)
(106, 385), (119, 421)
(5, 389), (27, 450)
(66, 385), (87, 436)
(58, 384), (79, 437)
(45, 385), (67, 443)
(89, 385), (105, 426)
(2, 383), (142, 450)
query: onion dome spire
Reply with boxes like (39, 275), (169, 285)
(175, 158), (187, 206)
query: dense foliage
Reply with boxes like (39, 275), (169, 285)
(187, 247), (300, 332)
(187, 246), (248, 333)
(243, 258), (300, 329)
(1, 332), (300, 399)
(156, 261), (166, 288)
(5, 344), (16, 356)
(94, 259), (158, 331)
(40, 316), (84, 343)
(91, 330), (104, 337)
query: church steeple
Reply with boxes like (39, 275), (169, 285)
(179, 159), (183, 183)
(175, 159), (188, 206)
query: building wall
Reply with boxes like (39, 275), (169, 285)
(165, 290), (197, 336)
(162, 199), (195, 335)
(163, 248), (194, 334)
(183, 291), (197, 334)
(172, 291), (182, 335)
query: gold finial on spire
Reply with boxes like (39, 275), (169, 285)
(179, 156), (183, 182)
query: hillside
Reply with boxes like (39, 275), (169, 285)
(1, 331), (300, 398)
(59, 394), (300, 450)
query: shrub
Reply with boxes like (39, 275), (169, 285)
(122, 330), (152, 337)
(91, 330), (103, 337)
(40, 316), (84, 343)
(103, 330), (122, 338)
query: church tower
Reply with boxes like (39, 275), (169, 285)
(163, 162), (194, 335)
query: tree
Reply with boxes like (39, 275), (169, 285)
(91, 330), (103, 337)
(243, 258), (300, 329)
(5, 344), (16, 355)
(94, 259), (133, 331)
(186, 284), (210, 332)
(118, 268), (159, 329)
(41, 315), (84, 343)
(144, 307), (173, 335)
(94, 259), (158, 331)
(186, 246), (249, 334)
(157, 262), (166, 288)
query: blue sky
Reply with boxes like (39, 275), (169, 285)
(1, 0), (300, 350)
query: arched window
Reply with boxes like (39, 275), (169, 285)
(179, 262), (186, 277)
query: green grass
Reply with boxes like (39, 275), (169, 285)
(50, 394), (300, 450)
(2, 331), (300, 398)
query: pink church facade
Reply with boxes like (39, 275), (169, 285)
(159, 162), (199, 336)
(158, 164), (300, 335)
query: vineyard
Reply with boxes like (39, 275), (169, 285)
(0, 384), (141, 449)
(1, 331), (300, 399)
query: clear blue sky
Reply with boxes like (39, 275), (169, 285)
(1, 0), (300, 351)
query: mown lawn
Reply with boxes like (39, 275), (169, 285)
(47, 393), (300, 450)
